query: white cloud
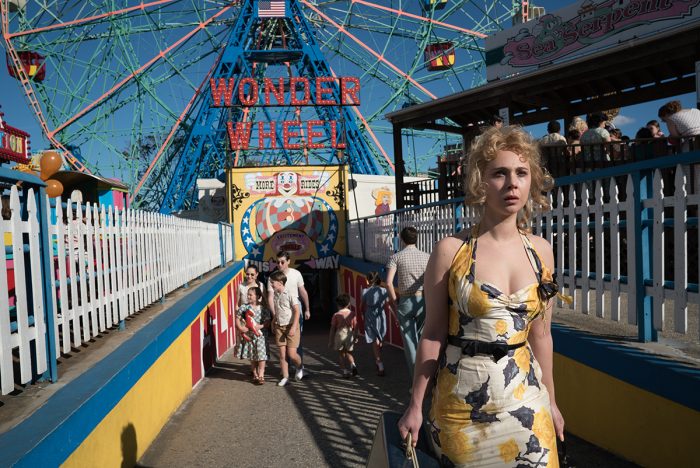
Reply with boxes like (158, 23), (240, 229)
(612, 115), (635, 127)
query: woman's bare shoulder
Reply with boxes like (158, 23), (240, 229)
(526, 233), (552, 251)
(432, 232), (468, 263)
(526, 233), (554, 265)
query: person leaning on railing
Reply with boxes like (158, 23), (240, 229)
(609, 128), (626, 161)
(580, 112), (611, 166)
(632, 127), (656, 161)
(538, 121), (569, 177)
(658, 100), (700, 149)
(566, 129), (581, 159)
(646, 119), (665, 138)
(658, 100), (700, 192)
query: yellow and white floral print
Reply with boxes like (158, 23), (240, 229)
(428, 233), (559, 467)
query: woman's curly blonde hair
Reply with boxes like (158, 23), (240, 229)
(462, 125), (554, 232)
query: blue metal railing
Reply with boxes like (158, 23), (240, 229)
(347, 150), (700, 343)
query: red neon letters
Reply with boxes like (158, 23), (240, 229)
(211, 76), (359, 151)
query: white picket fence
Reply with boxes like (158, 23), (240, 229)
(1, 186), (227, 395)
(348, 164), (700, 344)
(0, 186), (47, 395)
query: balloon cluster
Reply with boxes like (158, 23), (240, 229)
(39, 151), (64, 197)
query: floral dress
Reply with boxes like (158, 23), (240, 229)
(234, 304), (270, 361)
(428, 230), (559, 467)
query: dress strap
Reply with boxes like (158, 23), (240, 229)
(520, 234), (574, 309)
(465, 225), (479, 282)
(520, 233), (544, 283)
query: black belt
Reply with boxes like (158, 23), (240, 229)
(447, 336), (526, 362)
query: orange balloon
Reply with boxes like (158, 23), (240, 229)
(45, 179), (64, 198)
(40, 151), (63, 181)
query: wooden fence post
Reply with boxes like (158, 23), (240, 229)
(633, 169), (657, 342)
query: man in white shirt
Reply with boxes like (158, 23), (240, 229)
(267, 251), (310, 318)
(385, 227), (430, 382)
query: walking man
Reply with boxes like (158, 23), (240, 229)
(267, 250), (310, 379)
(385, 226), (430, 382)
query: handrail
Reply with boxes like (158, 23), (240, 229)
(349, 149), (700, 344)
(400, 135), (700, 208)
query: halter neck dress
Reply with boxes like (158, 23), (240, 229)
(427, 229), (559, 467)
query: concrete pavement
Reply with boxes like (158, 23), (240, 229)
(139, 322), (639, 468)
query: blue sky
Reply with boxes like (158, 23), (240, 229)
(0, 0), (696, 174)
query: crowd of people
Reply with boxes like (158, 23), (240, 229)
(232, 234), (427, 386)
(538, 100), (700, 164)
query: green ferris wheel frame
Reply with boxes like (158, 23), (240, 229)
(2, 0), (518, 195)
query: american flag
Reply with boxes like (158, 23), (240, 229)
(258, 0), (286, 18)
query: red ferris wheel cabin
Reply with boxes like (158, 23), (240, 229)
(6, 51), (46, 82)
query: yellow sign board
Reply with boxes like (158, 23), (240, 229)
(228, 165), (347, 271)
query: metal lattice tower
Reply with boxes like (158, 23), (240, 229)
(139, 0), (385, 213)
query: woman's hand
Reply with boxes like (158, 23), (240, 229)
(398, 405), (423, 448)
(551, 401), (565, 441)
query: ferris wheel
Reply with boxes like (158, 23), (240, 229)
(1, 0), (518, 210)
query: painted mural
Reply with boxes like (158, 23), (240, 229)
(346, 174), (428, 219)
(371, 186), (392, 216)
(229, 165), (347, 271)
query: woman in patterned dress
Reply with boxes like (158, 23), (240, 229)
(235, 287), (271, 384)
(399, 126), (566, 467)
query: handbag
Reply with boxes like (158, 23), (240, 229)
(557, 439), (576, 468)
(366, 411), (440, 468)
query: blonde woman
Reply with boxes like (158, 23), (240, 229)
(398, 126), (566, 467)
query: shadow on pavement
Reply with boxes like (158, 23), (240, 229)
(140, 322), (639, 467)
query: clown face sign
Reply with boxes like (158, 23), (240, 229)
(230, 165), (347, 270)
(277, 171), (298, 196)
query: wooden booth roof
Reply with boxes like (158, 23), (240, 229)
(386, 22), (700, 133)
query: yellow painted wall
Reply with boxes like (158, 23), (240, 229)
(554, 354), (698, 468)
(62, 327), (194, 468)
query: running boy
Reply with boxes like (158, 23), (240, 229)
(328, 294), (358, 378)
(269, 270), (304, 387)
